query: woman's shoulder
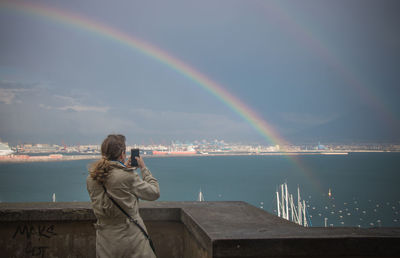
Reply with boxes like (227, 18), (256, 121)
(109, 163), (138, 179)
(107, 167), (140, 189)
(109, 161), (136, 173)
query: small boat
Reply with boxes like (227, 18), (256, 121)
(198, 189), (204, 202)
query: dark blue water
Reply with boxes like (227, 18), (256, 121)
(0, 153), (399, 228)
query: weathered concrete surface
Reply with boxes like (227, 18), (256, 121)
(183, 226), (210, 258)
(177, 202), (400, 257)
(2, 221), (96, 258)
(0, 201), (399, 258)
(147, 221), (184, 258)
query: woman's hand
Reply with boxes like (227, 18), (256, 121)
(135, 156), (146, 169)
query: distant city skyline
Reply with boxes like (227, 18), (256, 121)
(1, 0), (399, 145)
(3, 138), (400, 150)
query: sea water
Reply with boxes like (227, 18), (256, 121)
(0, 152), (399, 228)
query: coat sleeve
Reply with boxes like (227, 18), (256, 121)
(131, 167), (160, 201)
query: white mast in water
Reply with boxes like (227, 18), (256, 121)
(303, 199), (308, 227)
(281, 184), (285, 219)
(285, 183), (289, 220)
(276, 190), (281, 217)
(276, 182), (309, 227)
(298, 186), (302, 226)
(52, 193), (56, 202)
(198, 189), (204, 202)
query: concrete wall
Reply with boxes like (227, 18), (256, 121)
(2, 221), (96, 258)
(0, 202), (399, 258)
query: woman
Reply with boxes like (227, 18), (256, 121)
(87, 134), (160, 258)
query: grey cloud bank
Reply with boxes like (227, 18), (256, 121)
(0, 0), (399, 145)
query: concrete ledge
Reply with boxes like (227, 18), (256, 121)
(0, 202), (94, 221)
(1, 201), (399, 257)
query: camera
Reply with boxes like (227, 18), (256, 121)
(130, 148), (140, 167)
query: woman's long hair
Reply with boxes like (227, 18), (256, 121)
(89, 134), (126, 184)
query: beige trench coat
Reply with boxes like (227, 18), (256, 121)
(87, 161), (160, 258)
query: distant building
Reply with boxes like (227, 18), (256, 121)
(317, 142), (327, 150)
(0, 143), (13, 156)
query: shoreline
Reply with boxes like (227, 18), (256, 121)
(0, 154), (100, 163)
(0, 150), (398, 163)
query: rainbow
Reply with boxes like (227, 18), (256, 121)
(0, 0), (290, 147)
(1, 0), (327, 193)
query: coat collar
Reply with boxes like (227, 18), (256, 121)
(109, 160), (135, 172)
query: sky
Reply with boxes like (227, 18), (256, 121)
(0, 0), (399, 145)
